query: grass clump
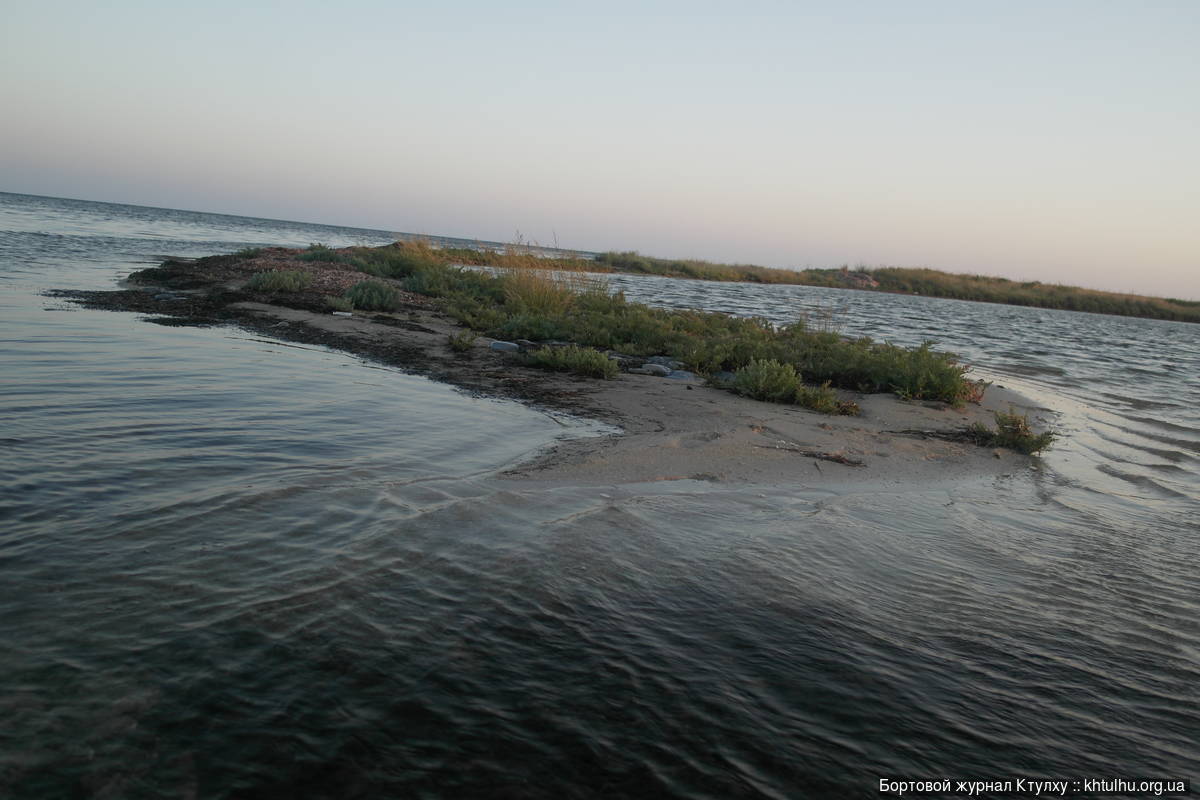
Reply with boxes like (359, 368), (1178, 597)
(245, 269), (312, 292)
(447, 330), (476, 353)
(968, 409), (1056, 454)
(343, 280), (403, 312)
(325, 295), (354, 312)
(525, 345), (618, 380)
(795, 382), (860, 416)
(503, 267), (580, 316)
(732, 359), (801, 402)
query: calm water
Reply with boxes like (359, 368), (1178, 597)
(1, 192), (1196, 798)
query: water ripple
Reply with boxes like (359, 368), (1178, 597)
(2, 193), (1198, 797)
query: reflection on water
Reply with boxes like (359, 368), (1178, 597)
(1, 193), (1197, 797)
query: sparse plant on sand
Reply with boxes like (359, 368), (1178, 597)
(795, 382), (860, 416)
(447, 330), (476, 353)
(967, 408), (1056, 454)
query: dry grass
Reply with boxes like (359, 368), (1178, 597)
(496, 237), (608, 316)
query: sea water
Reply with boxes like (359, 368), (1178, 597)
(1, 192), (1196, 798)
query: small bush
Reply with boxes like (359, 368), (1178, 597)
(795, 382), (861, 415)
(732, 359), (801, 402)
(325, 295), (354, 312)
(448, 330), (476, 353)
(968, 409), (1056, 454)
(525, 345), (618, 380)
(343, 280), (403, 312)
(245, 270), (312, 292)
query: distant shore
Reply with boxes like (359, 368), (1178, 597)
(60, 246), (1053, 486)
(447, 248), (1198, 324)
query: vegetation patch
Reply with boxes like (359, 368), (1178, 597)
(795, 382), (860, 416)
(343, 280), (403, 312)
(337, 243), (982, 405)
(298, 244), (362, 267)
(222, 241), (997, 408)
(524, 345), (618, 380)
(731, 360), (861, 415)
(503, 267), (579, 316)
(245, 269), (313, 293)
(732, 359), (801, 403)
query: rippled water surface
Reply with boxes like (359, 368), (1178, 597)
(2, 193), (1197, 798)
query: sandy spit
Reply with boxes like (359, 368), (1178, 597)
(63, 254), (1047, 489)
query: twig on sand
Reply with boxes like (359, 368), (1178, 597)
(752, 443), (864, 466)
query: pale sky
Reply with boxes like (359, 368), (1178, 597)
(3, 1), (1197, 298)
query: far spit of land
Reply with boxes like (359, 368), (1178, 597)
(445, 245), (1196, 324)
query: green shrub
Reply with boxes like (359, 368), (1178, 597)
(245, 269), (312, 292)
(343, 280), (403, 311)
(732, 359), (801, 402)
(525, 345), (618, 380)
(325, 295), (354, 312)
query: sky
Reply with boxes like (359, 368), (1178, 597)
(2, 1), (1197, 299)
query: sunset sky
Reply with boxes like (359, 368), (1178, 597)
(3, 1), (1197, 298)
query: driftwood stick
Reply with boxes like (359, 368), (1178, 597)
(752, 443), (864, 466)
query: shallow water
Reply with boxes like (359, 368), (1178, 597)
(1, 192), (1196, 798)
